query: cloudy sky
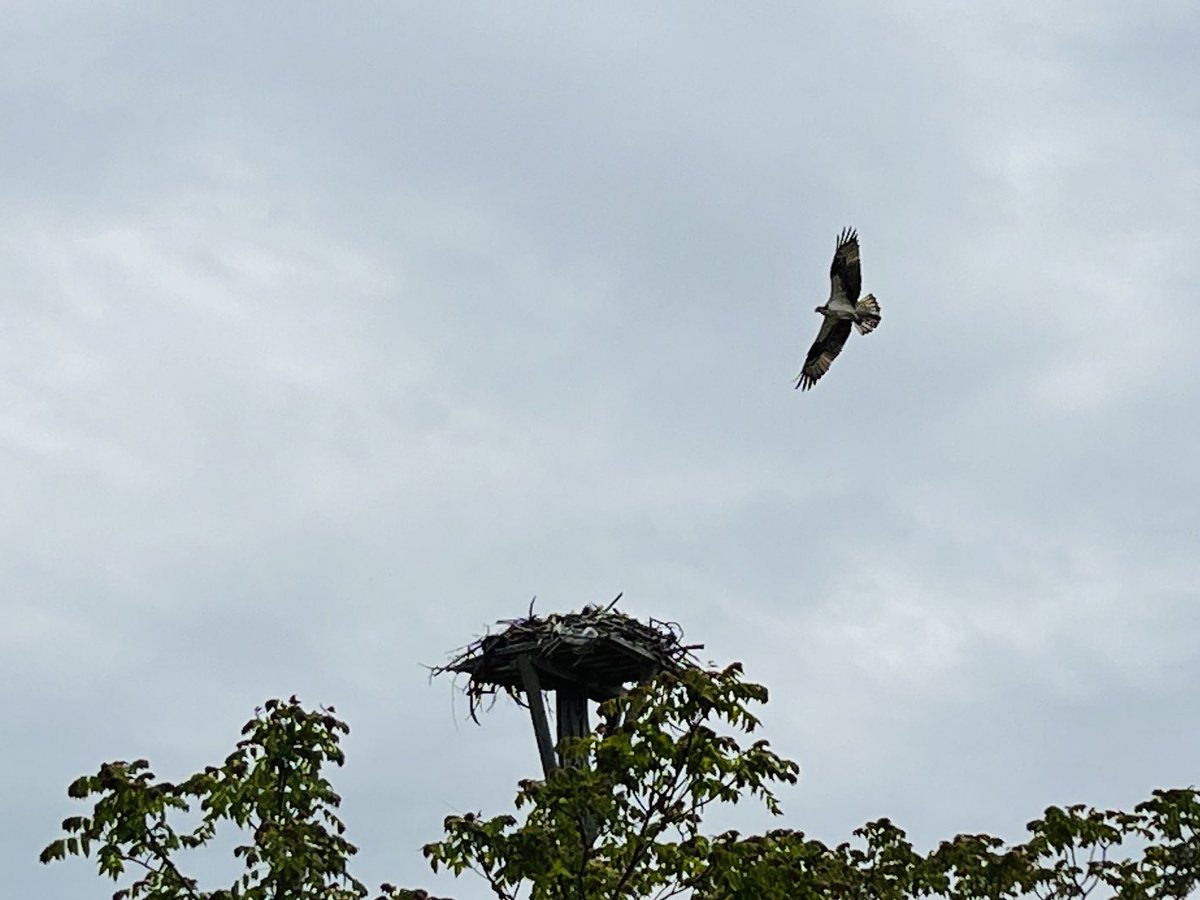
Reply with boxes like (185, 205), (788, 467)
(6, 2), (1199, 897)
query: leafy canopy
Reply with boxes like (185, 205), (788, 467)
(42, 668), (1200, 899)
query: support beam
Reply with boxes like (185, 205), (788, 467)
(516, 654), (557, 779)
(555, 687), (590, 767)
(554, 685), (598, 846)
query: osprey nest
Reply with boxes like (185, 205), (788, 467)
(433, 598), (703, 722)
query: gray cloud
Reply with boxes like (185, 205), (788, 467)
(5, 3), (1199, 898)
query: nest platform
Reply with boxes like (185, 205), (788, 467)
(433, 599), (702, 721)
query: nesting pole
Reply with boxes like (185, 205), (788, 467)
(435, 598), (701, 779)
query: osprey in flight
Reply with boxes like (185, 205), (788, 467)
(794, 227), (881, 390)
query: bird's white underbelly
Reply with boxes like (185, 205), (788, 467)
(822, 304), (857, 320)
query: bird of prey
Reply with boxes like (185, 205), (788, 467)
(794, 227), (881, 390)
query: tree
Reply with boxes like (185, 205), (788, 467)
(42, 667), (1200, 899)
(39, 697), (397, 900)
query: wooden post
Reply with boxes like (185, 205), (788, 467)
(554, 685), (598, 845)
(516, 655), (558, 779)
(555, 687), (590, 767)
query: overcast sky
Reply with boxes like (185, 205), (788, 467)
(5, 2), (1200, 898)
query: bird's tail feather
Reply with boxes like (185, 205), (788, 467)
(854, 294), (881, 335)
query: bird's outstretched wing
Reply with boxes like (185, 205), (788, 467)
(830, 227), (861, 304)
(795, 317), (853, 390)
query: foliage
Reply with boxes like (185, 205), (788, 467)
(674, 795), (1200, 900)
(422, 663), (798, 899)
(38, 696), (421, 900)
(42, 673), (1200, 900)
(414, 664), (1200, 899)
